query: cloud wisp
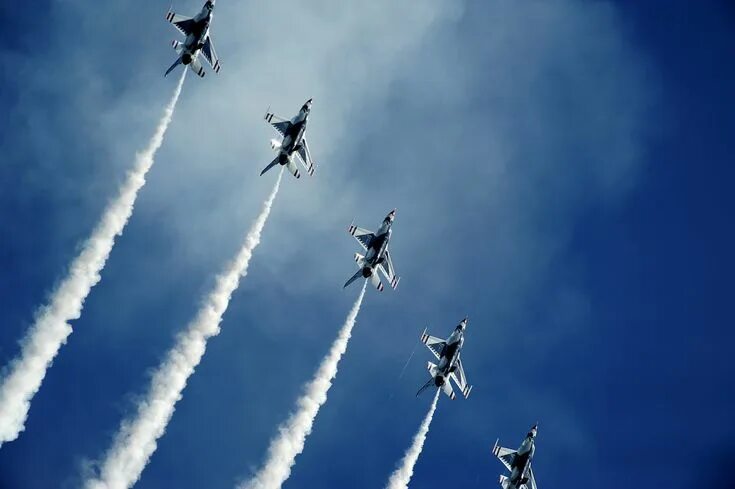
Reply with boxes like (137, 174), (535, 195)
(240, 281), (368, 489)
(83, 169), (283, 489)
(384, 389), (440, 489)
(0, 71), (187, 447)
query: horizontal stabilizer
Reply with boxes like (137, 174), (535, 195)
(354, 253), (365, 267)
(499, 475), (510, 489)
(189, 57), (206, 78)
(442, 380), (456, 400)
(286, 159), (301, 179)
(172, 40), (183, 53)
(371, 271), (384, 291)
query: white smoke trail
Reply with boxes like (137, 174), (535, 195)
(0, 71), (187, 447)
(384, 389), (440, 489)
(240, 281), (368, 489)
(84, 169), (284, 489)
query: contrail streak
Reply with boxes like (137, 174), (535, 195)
(240, 281), (368, 489)
(0, 71), (187, 447)
(84, 169), (284, 489)
(384, 389), (440, 489)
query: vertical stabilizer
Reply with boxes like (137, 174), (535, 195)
(260, 157), (280, 177)
(164, 57), (182, 77)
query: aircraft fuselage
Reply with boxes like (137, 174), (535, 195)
(181, 11), (212, 63)
(508, 437), (535, 488)
(362, 224), (391, 276)
(277, 99), (311, 159)
(434, 329), (464, 385)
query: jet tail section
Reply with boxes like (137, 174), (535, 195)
(425, 361), (456, 400)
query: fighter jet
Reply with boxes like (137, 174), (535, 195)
(344, 209), (400, 292)
(165, 0), (221, 78)
(492, 424), (540, 489)
(261, 100), (316, 179)
(416, 317), (473, 400)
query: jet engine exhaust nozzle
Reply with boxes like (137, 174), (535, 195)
(361, 267), (373, 278)
(182, 53), (192, 65)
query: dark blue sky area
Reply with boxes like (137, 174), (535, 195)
(0, 1), (734, 488)
(559, 1), (735, 486)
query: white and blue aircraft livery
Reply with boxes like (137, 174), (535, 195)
(417, 317), (473, 400)
(165, 0), (221, 78)
(261, 99), (316, 179)
(344, 209), (400, 292)
(492, 424), (540, 489)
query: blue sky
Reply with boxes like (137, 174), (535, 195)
(1, 0), (733, 488)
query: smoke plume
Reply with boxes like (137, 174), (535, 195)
(0, 71), (187, 447)
(384, 389), (440, 489)
(240, 281), (368, 489)
(84, 170), (283, 489)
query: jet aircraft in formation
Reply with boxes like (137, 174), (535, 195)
(261, 99), (317, 179)
(492, 424), (540, 489)
(157, 7), (542, 484)
(165, 0), (221, 77)
(416, 317), (473, 400)
(344, 209), (400, 292)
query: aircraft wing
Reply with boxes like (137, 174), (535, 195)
(348, 225), (375, 250)
(420, 329), (446, 361)
(166, 11), (197, 36)
(296, 138), (316, 176)
(492, 441), (518, 471)
(201, 36), (221, 73)
(378, 248), (400, 289)
(450, 358), (472, 398)
(264, 111), (291, 137)
(526, 466), (538, 489)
